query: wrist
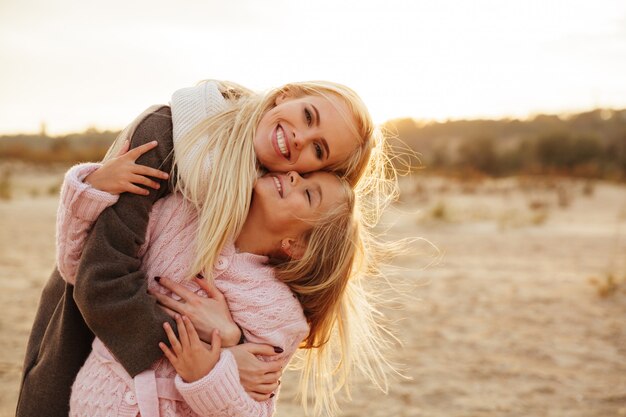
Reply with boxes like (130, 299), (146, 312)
(222, 322), (244, 347)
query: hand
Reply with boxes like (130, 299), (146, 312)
(160, 315), (221, 383)
(150, 276), (242, 347)
(228, 343), (285, 401)
(85, 139), (169, 195)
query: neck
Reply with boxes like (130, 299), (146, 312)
(235, 216), (278, 258)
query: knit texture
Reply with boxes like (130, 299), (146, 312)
(57, 164), (309, 417)
(171, 81), (229, 204)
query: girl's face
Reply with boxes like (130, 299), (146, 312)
(254, 94), (359, 173)
(250, 170), (345, 249)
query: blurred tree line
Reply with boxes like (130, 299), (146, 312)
(0, 128), (116, 164)
(1, 108), (625, 180)
(384, 108), (626, 180)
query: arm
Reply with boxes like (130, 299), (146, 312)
(162, 317), (288, 417)
(172, 274), (310, 417)
(56, 141), (169, 284)
(73, 105), (178, 377)
(56, 163), (119, 285)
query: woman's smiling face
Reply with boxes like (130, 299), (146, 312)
(250, 170), (346, 240)
(253, 94), (359, 173)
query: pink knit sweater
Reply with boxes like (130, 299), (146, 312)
(56, 164), (309, 417)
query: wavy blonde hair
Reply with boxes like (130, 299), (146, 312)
(171, 80), (398, 416)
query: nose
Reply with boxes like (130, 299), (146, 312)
(292, 130), (313, 150)
(287, 171), (302, 185)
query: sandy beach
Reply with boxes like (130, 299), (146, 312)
(1, 163), (625, 417)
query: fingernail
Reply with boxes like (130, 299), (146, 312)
(154, 276), (161, 282)
(273, 346), (284, 353)
(270, 393), (275, 398)
(196, 273), (204, 279)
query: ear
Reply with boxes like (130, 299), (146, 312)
(280, 237), (307, 260)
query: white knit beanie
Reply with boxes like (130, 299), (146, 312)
(170, 81), (228, 200)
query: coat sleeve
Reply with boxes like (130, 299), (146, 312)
(56, 163), (119, 285)
(73, 105), (178, 377)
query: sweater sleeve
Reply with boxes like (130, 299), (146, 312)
(56, 163), (119, 285)
(175, 350), (275, 417)
(175, 268), (309, 416)
(73, 105), (178, 377)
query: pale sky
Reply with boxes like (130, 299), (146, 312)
(1, 0), (625, 135)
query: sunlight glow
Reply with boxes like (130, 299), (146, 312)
(1, 0), (625, 134)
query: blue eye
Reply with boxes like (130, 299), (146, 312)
(304, 108), (312, 126)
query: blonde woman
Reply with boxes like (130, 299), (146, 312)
(57, 157), (361, 416)
(19, 79), (394, 416)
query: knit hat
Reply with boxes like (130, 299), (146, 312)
(170, 81), (228, 202)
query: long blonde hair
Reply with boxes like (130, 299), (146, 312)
(173, 80), (399, 416)
(173, 80), (388, 280)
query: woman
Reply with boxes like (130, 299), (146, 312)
(57, 160), (359, 416)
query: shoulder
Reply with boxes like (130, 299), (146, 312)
(134, 105), (172, 136)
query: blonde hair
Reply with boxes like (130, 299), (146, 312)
(274, 175), (398, 415)
(173, 79), (387, 278)
(172, 80), (398, 416)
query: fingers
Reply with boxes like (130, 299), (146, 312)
(262, 370), (283, 383)
(125, 183), (150, 196)
(130, 174), (161, 190)
(157, 277), (197, 302)
(210, 329), (222, 353)
(194, 276), (224, 300)
(115, 139), (131, 157)
(151, 289), (187, 315)
(255, 381), (279, 395)
(183, 316), (200, 343)
(175, 315), (190, 348)
(157, 305), (178, 319)
(240, 343), (280, 357)
(134, 164), (169, 180)
(126, 140), (159, 161)
(163, 322), (181, 354)
(159, 342), (177, 364)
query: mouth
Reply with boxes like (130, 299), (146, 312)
(273, 124), (291, 160)
(271, 175), (284, 198)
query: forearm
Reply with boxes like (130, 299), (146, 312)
(175, 350), (275, 417)
(73, 106), (177, 376)
(56, 163), (119, 284)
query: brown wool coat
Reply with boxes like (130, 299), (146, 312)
(16, 106), (178, 417)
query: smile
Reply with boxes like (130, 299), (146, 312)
(272, 176), (283, 197)
(275, 125), (290, 160)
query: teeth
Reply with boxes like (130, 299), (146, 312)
(276, 127), (289, 157)
(272, 176), (282, 197)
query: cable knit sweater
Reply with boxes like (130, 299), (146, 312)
(56, 164), (309, 417)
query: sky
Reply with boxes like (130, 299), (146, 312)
(1, 0), (626, 135)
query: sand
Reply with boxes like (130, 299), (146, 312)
(0, 163), (625, 417)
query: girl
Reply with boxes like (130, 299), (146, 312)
(58, 162), (359, 416)
(58, 79), (395, 416)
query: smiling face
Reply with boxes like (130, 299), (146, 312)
(253, 94), (360, 173)
(249, 170), (347, 256)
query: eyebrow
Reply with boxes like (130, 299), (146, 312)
(312, 104), (331, 160)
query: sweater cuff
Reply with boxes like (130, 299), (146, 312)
(174, 349), (242, 412)
(60, 163), (119, 221)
